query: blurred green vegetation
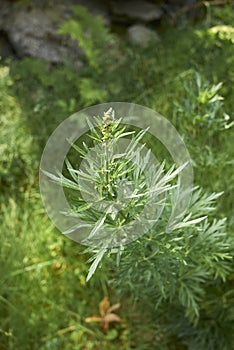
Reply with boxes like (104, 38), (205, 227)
(0, 3), (233, 349)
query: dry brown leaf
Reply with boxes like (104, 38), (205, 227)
(99, 296), (110, 317)
(85, 315), (103, 323)
(86, 296), (121, 330)
(104, 313), (121, 323)
(108, 303), (121, 313)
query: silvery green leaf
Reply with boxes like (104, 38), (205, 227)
(171, 216), (207, 230)
(86, 248), (107, 282)
(41, 169), (61, 182)
(65, 158), (78, 182)
(115, 131), (135, 140)
(86, 215), (106, 240)
(63, 222), (92, 234)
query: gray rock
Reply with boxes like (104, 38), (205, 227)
(7, 8), (81, 64)
(0, 0), (110, 65)
(110, 0), (162, 22)
(0, 0), (163, 64)
(127, 24), (160, 47)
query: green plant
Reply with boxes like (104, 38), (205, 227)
(173, 71), (233, 133)
(44, 108), (187, 271)
(44, 107), (233, 349)
(1, 2), (233, 349)
(172, 71), (234, 226)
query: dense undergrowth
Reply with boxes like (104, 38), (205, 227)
(0, 3), (233, 349)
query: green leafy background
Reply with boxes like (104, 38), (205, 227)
(0, 3), (233, 349)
